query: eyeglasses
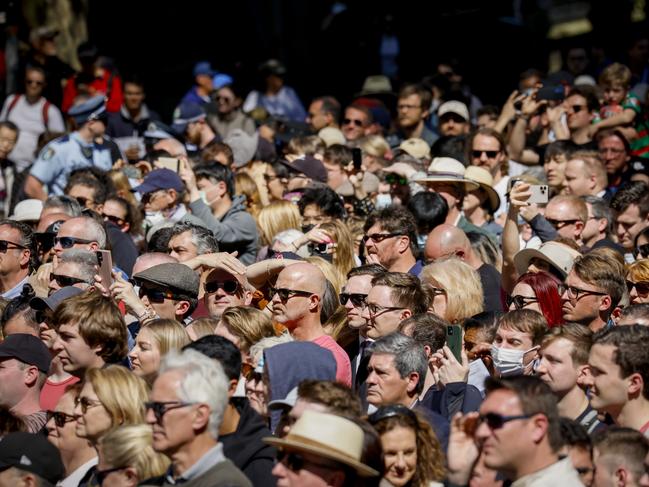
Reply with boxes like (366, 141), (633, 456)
(627, 280), (649, 296)
(545, 218), (581, 229)
(138, 287), (182, 303)
(269, 287), (313, 302)
(54, 236), (95, 249)
(102, 213), (125, 226)
(95, 466), (127, 485)
(50, 273), (88, 287)
(634, 243), (649, 259)
(599, 147), (626, 155)
(343, 118), (364, 127)
(385, 174), (408, 185)
(472, 150), (500, 159)
(368, 404), (418, 424)
(366, 302), (405, 317)
(506, 295), (539, 310)
(558, 284), (607, 301)
(75, 396), (103, 413)
(277, 451), (339, 472)
(362, 233), (404, 244)
(141, 190), (166, 204)
(477, 412), (531, 430)
(47, 410), (76, 428)
(144, 401), (196, 422)
(0, 240), (27, 253)
(204, 279), (239, 294)
(339, 292), (368, 308)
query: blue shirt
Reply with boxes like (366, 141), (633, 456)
(30, 131), (114, 195)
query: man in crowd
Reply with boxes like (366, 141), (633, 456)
(564, 151), (610, 199)
(48, 249), (97, 294)
(611, 181), (649, 258)
(306, 96), (340, 132)
(0, 220), (33, 299)
(438, 100), (471, 137)
(341, 104), (372, 142)
(581, 196), (619, 250)
(544, 195), (587, 246)
(592, 427), (649, 487)
(598, 130), (633, 192)
(172, 102), (219, 154)
(393, 84), (437, 147)
(167, 221), (219, 262)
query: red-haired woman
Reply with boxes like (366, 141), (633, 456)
(507, 271), (563, 327)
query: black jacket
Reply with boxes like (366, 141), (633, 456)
(221, 398), (276, 487)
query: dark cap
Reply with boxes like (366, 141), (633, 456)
(193, 61), (215, 78)
(144, 121), (177, 140)
(0, 432), (65, 484)
(259, 59), (286, 76)
(133, 168), (184, 194)
(280, 156), (327, 183)
(68, 95), (106, 125)
(0, 334), (51, 373)
(172, 103), (206, 134)
(30, 286), (83, 313)
(134, 263), (200, 298)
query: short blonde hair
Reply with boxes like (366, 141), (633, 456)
(141, 319), (190, 355)
(187, 317), (219, 339)
(421, 258), (484, 323)
(85, 365), (149, 427)
(257, 200), (301, 246)
(358, 135), (390, 159)
(627, 259), (649, 282)
(98, 424), (169, 480)
(221, 306), (276, 352)
(570, 150), (607, 188)
(599, 62), (632, 88)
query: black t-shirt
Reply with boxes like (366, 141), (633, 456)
(478, 263), (504, 313)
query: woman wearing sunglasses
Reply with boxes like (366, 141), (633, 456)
(626, 259), (649, 304)
(46, 384), (98, 487)
(508, 271), (563, 327)
(368, 405), (445, 487)
(95, 424), (169, 487)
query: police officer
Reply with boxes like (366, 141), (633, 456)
(24, 95), (115, 200)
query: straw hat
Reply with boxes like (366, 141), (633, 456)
(464, 166), (501, 213)
(264, 410), (379, 477)
(399, 138), (431, 160)
(514, 241), (582, 278)
(413, 157), (479, 191)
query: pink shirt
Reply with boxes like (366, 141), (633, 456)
(313, 335), (352, 387)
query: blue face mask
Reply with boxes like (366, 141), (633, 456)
(375, 194), (392, 208)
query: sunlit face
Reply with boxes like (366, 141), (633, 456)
(380, 425), (418, 487)
(366, 353), (411, 406)
(560, 270), (608, 326)
(584, 344), (629, 417)
(564, 159), (594, 196)
(167, 230), (198, 262)
(544, 154), (567, 188)
(341, 274), (372, 331)
(564, 94), (592, 130)
(397, 94), (426, 129)
(471, 134), (505, 177)
(598, 135), (629, 176)
(616, 203), (649, 250)
(128, 327), (161, 380)
(536, 338), (581, 396)
(603, 84), (627, 105)
(74, 381), (112, 443)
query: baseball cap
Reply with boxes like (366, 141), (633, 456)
(133, 168), (184, 194)
(172, 103), (206, 134)
(279, 156), (327, 183)
(10, 199), (43, 222)
(0, 334), (51, 373)
(0, 432), (64, 484)
(144, 121), (177, 140)
(399, 138), (431, 160)
(438, 100), (470, 122)
(30, 286), (83, 313)
(213, 73), (234, 90)
(134, 263), (200, 298)
(193, 61), (215, 78)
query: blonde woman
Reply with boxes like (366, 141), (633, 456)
(257, 200), (301, 247)
(129, 319), (190, 384)
(358, 135), (391, 173)
(107, 170), (139, 209)
(215, 306), (276, 364)
(74, 365), (149, 447)
(421, 259), (484, 323)
(318, 220), (356, 278)
(627, 259), (649, 304)
(96, 424), (170, 486)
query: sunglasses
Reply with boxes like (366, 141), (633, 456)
(277, 451), (338, 472)
(138, 287), (182, 303)
(506, 295), (539, 310)
(47, 410), (76, 428)
(34, 233), (56, 251)
(54, 236), (95, 249)
(343, 118), (364, 127)
(269, 287), (313, 302)
(627, 280), (649, 295)
(385, 174), (408, 185)
(95, 466), (126, 485)
(50, 273), (88, 288)
(75, 396), (103, 414)
(339, 292), (367, 308)
(74, 196), (94, 207)
(477, 412), (530, 430)
(0, 239), (27, 253)
(545, 218), (581, 229)
(102, 213), (125, 225)
(362, 232), (404, 244)
(204, 279), (239, 294)
(634, 243), (649, 259)
(472, 150), (500, 159)
(144, 401), (196, 422)
(308, 242), (333, 254)
(568, 104), (586, 113)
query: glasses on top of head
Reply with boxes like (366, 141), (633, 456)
(144, 400), (196, 422)
(54, 236), (94, 249)
(506, 295), (539, 310)
(269, 287), (313, 302)
(0, 239), (27, 253)
(204, 279), (239, 295)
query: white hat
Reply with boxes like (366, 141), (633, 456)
(514, 241), (582, 278)
(438, 100), (470, 122)
(318, 127), (346, 147)
(413, 157), (479, 190)
(10, 199), (43, 222)
(399, 138), (431, 160)
(264, 410), (379, 477)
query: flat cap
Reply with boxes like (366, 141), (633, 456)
(134, 263), (199, 298)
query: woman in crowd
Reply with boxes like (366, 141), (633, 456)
(256, 200), (302, 259)
(626, 259), (649, 305)
(235, 171), (262, 218)
(508, 271), (563, 327)
(263, 161), (290, 202)
(128, 319), (190, 384)
(358, 135), (391, 173)
(369, 405), (445, 487)
(421, 258), (484, 323)
(96, 424), (170, 487)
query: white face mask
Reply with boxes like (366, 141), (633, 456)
(375, 194), (392, 208)
(144, 210), (166, 227)
(491, 345), (537, 377)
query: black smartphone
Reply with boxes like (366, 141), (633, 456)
(352, 148), (362, 171)
(446, 325), (463, 363)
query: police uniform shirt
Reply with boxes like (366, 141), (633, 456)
(29, 131), (114, 195)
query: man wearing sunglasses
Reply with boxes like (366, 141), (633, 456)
(48, 249), (96, 294)
(544, 195), (587, 246)
(142, 349), (251, 487)
(469, 128), (509, 217)
(133, 263), (199, 324)
(448, 376), (583, 487)
(341, 103), (372, 142)
(0, 220), (33, 299)
(204, 266), (252, 320)
(52, 216), (105, 258)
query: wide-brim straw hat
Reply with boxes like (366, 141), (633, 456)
(464, 166), (501, 213)
(413, 157), (479, 191)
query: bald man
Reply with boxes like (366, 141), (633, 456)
(272, 262), (351, 386)
(544, 195), (587, 246)
(425, 224), (503, 312)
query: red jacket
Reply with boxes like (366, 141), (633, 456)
(61, 69), (123, 113)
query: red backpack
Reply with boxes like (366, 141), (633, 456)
(5, 94), (51, 131)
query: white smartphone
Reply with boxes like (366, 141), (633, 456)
(528, 185), (549, 204)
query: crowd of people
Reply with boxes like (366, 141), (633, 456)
(0, 21), (648, 487)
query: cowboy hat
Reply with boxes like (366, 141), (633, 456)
(464, 166), (501, 213)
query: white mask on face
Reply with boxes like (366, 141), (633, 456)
(491, 345), (537, 377)
(144, 210), (166, 227)
(375, 194), (392, 208)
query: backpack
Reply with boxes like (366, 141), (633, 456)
(6, 94), (52, 134)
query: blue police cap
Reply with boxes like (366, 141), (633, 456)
(144, 121), (177, 140)
(68, 95), (106, 125)
(171, 103), (206, 134)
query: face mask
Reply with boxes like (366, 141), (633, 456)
(199, 188), (219, 206)
(491, 345), (528, 377)
(417, 234), (427, 249)
(145, 210), (166, 227)
(375, 193), (392, 208)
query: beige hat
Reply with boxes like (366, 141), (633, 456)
(438, 100), (470, 122)
(318, 127), (346, 147)
(356, 75), (394, 96)
(514, 241), (582, 278)
(10, 199), (43, 222)
(264, 410), (379, 477)
(399, 138), (431, 160)
(413, 157), (479, 190)
(464, 166), (501, 213)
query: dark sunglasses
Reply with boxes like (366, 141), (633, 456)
(102, 213), (125, 225)
(627, 280), (649, 295)
(478, 412), (530, 430)
(138, 287), (181, 303)
(50, 273), (88, 288)
(368, 404), (418, 425)
(204, 279), (239, 294)
(34, 233), (56, 251)
(362, 232), (404, 244)
(472, 150), (500, 159)
(339, 292), (367, 308)
(568, 104), (586, 113)
(506, 295), (539, 310)
(74, 196), (93, 207)
(308, 242), (332, 254)
(545, 218), (581, 229)
(268, 287), (313, 302)
(634, 243), (649, 259)
(343, 118), (363, 127)
(277, 451), (338, 472)
(54, 236), (94, 249)
(47, 410), (76, 428)
(385, 174), (408, 185)
(0, 239), (27, 253)
(95, 466), (126, 485)
(144, 401), (196, 422)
